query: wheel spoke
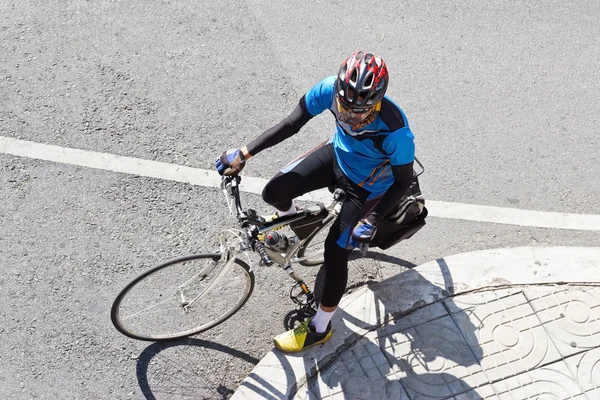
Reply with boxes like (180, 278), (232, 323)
(187, 258), (236, 308)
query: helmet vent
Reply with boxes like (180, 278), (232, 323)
(350, 68), (358, 85)
(339, 64), (347, 81)
(364, 74), (374, 89)
(347, 87), (355, 102)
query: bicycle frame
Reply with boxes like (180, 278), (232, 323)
(218, 175), (341, 309)
(220, 176), (337, 262)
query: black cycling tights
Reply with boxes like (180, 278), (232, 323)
(262, 143), (378, 307)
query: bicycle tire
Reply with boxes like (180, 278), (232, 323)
(296, 214), (336, 266)
(111, 253), (254, 341)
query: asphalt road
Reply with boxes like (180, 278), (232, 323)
(1, 1), (599, 399)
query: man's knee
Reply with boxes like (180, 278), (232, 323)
(262, 180), (277, 205)
(262, 176), (292, 208)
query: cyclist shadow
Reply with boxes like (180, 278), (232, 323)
(285, 252), (415, 329)
(279, 256), (486, 399)
(135, 338), (260, 400)
(288, 250), (418, 321)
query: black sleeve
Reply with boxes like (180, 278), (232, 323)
(246, 95), (314, 156)
(367, 162), (414, 226)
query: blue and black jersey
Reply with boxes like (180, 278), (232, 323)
(304, 76), (414, 196)
(246, 76), (416, 225)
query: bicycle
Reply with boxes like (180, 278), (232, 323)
(111, 159), (426, 342)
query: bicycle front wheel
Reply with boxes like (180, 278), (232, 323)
(111, 254), (254, 341)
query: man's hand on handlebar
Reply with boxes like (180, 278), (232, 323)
(216, 149), (246, 176)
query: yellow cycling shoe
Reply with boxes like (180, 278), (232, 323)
(273, 318), (332, 353)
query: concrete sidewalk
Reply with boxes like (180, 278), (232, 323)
(232, 247), (600, 399)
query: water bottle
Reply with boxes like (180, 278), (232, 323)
(265, 231), (289, 252)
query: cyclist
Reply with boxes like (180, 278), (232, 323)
(215, 51), (415, 353)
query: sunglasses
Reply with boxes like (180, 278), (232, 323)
(337, 100), (373, 115)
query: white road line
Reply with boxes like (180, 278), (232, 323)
(2, 135), (600, 231)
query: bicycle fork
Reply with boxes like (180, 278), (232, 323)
(177, 256), (237, 311)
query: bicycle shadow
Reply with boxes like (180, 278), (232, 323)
(267, 256), (486, 399)
(135, 338), (260, 400)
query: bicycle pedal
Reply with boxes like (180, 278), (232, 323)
(262, 214), (278, 223)
(290, 283), (314, 306)
(301, 304), (317, 317)
(261, 214), (285, 231)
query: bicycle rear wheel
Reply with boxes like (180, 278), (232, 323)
(111, 253), (254, 341)
(296, 214), (336, 266)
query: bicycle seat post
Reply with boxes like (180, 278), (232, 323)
(281, 262), (304, 284)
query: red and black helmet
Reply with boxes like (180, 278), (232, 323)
(335, 51), (389, 112)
